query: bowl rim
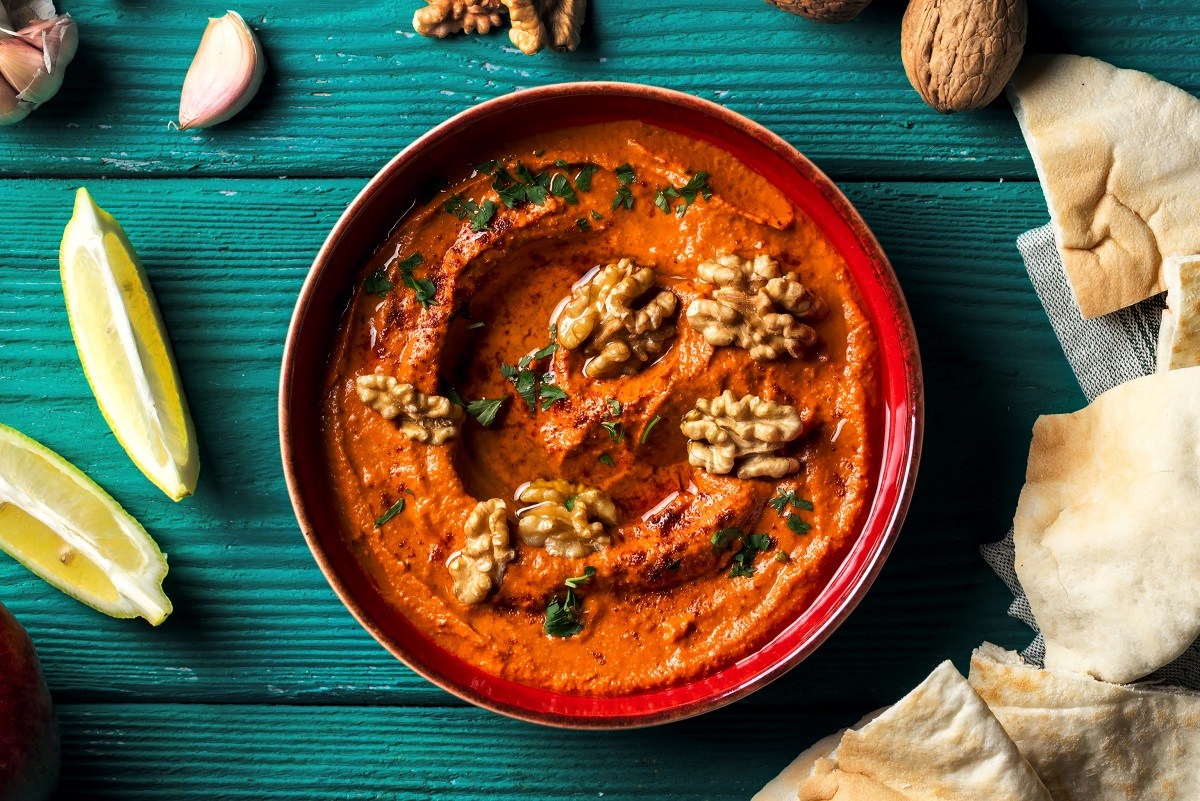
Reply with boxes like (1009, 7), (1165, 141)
(280, 81), (924, 729)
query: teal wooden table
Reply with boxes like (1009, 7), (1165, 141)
(1, 1), (1193, 797)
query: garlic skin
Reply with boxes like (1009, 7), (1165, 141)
(0, 5), (77, 126)
(178, 10), (265, 131)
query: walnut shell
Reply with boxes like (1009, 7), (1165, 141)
(901, 0), (1027, 113)
(763, 0), (873, 23)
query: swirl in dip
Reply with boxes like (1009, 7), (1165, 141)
(322, 121), (878, 695)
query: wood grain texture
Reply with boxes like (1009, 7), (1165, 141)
(0, 0), (1196, 180)
(53, 702), (860, 799)
(0, 178), (1076, 710)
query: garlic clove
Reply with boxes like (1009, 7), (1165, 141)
(177, 10), (265, 131)
(15, 14), (78, 68)
(0, 74), (30, 125)
(0, 37), (47, 93)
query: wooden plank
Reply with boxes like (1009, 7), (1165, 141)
(51, 702), (874, 799)
(0, 0), (1197, 180)
(0, 178), (1076, 706)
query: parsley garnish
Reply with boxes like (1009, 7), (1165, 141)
(598, 453), (615, 466)
(446, 387), (466, 408)
(474, 160), (500, 175)
(769, 489), (814, 513)
(612, 163), (636, 210)
(654, 171), (713, 217)
(544, 590), (584, 637)
(539, 383), (568, 410)
(549, 173), (579, 204)
(666, 559), (682, 572)
(374, 498), (405, 527)
(730, 533), (772, 578)
(565, 566), (596, 588)
(545, 568), (598, 637)
(470, 200), (497, 231)
(575, 164), (599, 191)
(639, 414), (663, 444)
(576, 218), (591, 231)
(563, 494), (577, 511)
(394, 253), (436, 308)
(364, 268), (393, 296)
(711, 526), (743, 551)
(590, 209), (603, 220)
(775, 551), (790, 563)
(443, 194), (472, 218)
(493, 164), (550, 209)
(443, 195), (497, 232)
(466, 397), (505, 427)
(601, 421), (623, 442)
(502, 339), (566, 412)
(771, 488), (814, 533)
(787, 515), (813, 534)
(608, 399), (622, 416)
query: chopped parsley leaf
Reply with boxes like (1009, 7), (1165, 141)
(711, 526), (743, 551)
(576, 218), (591, 231)
(598, 453), (615, 466)
(775, 551), (790, 563)
(608, 399), (622, 416)
(466, 397), (505, 427)
(601, 421), (623, 442)
(590, 209), (603, 220)
(639, 414), (663, 444)
(396, 253), (423, 274)
(563, 494), (577, 511)
(364, 268), (392, 296)
(655, 171), (713, 217)
(612, 185), (634, 211)
(374, 498), (405, 528)
(530, 341), (559, 361)
(544, 589), (584, 637)
(615, 163), (636, 185)
(575, 164), (599, 191)
(446, 387), (466, 408)
(493, 165), (549, 208)
(474, 160), (500, 175)
(470, 200), (497, 232)
(539, 383), (568, 410)
(533, 149), (546, 157)
(402, 273), (437, 308)
(443, 193), (473, 219)
(549, 173), (579, 204)
(666, 558), (682, 572)
(565, 566), (596, 588)
(555, 159), (571, 169)
(786, 515), (813, 534)
(769, 488), (813, 513)
(730, 533), (772, 578)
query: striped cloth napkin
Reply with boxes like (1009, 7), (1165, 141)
(979, 223), (1200, 688)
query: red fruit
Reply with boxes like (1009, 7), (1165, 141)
(0, 603), (58, 801)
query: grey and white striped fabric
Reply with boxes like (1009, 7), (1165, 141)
(980, 223), (1200, 689)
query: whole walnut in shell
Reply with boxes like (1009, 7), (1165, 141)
(901, 0), (1028, 113)
(556, 259), (678, 379)
(762, 0), (873, 23)
(680, 390), (807, 480)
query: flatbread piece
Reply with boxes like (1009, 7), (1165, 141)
(753, 661), (1051, 801)
(1014, 366), (1200, 683)
(969, 643), (1200, 801)
(1157, 254), (1200, 371)
(1009, 55), (1200, 318)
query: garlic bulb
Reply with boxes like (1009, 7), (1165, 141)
(0, 1), (77, 126)
(178, 10), (265, 131)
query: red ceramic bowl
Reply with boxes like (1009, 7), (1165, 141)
(280, 83), (923, 729)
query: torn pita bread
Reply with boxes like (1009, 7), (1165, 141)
(1008, 55), (1200, 319)
(1014, 366), (1200, 683)
(753, 662), (1052, 801)
(1157, 255), (1200, 371)
(969, 643), (1200, 801)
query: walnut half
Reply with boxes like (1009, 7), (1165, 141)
(356, 372), (465, 445)
(447, 499), (516, 605)
(556, 258), (678, 379)
(516, 478), (619, 559)
(685, 252), (826, 361)
(680, 390), (806, 479)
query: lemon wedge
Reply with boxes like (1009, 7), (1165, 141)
(0, 423), (172, 624)
(60, 188), (199, 501)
